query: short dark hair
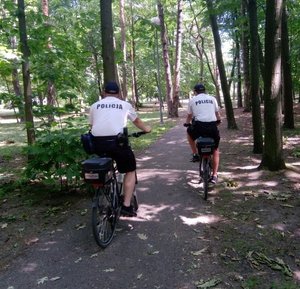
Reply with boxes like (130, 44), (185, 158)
(104, 81), (119, 94)
(194, 83), (205, 93)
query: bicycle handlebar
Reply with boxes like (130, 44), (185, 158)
(128, 131), (149, 138)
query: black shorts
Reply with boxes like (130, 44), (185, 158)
(187, 121), (220, 148)
(93, 136), (136, 173)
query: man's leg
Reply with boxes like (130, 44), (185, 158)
(212, 148), (219, 177)
(187, 133), (197, 154)
(123, 170), (136, 206)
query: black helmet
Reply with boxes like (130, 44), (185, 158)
(194, 83), (205, 93)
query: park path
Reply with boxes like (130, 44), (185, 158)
(0, 112), (227, 289)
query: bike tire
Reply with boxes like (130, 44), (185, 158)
(202, 157), (210, 200)
(91, 183), (118, 248)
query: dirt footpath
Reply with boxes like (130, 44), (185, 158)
(0, 107), (299, 289)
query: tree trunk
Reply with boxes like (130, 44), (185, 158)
(248, 0), (263, 154)
(120, 0), (128, 101)
(17, 0), (35, 145)
(282, 2), (294, 129)
(41, 0), (55, 123)
(100, 0), (116, 84)
(241, 0), (251, 112)
(236, 35), (243, 108)
(130, 3), (138, 108)
(261, 0), (285, 171)
(157, 1), (173, 118)
(206, 0), (238, 129)
(171, 0), (183, 118)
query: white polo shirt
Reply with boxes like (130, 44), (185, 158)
(89, 96), (137, 136)
(187, 93), (219, 122)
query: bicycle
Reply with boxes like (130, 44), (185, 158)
(81, 131), (147, 248)
(184, 123), (216, 200)
(196, 137), (215, 200)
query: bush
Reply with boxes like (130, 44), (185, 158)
(24, 124), (89, 188)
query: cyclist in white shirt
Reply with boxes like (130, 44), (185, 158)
(89, 81), (151, 216)
(184, 84), (221, 184)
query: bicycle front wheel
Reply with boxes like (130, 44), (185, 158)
(91, 187), (117, 248)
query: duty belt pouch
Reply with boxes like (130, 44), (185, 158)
(117, 133), (129, 148)
(81, 131), (95, 154)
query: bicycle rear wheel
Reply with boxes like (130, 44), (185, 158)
(202, 157), (210, 200)
(91, 184), (118, 248)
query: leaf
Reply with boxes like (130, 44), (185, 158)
(148, 250), (160, 255)
(191, 247), (208, 256)
(137, 233), (148, 240)
(75, 223), (86, 230)
(37, 277), (49, 285)
(75, 257), (82, 263)
(1, 223), (8, 229)
(137, 273), (143, 280)
(196, 277), (222, 288)
(90, 253), (98, 258)
(50, 277), (61, 281)
(103, 268), (115, 272)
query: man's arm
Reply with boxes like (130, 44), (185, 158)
(185, 113), (193, 124)
(132, 118), (151, 133)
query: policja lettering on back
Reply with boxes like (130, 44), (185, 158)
(96, 103), (123, 110)
(195, 99), (213, 105)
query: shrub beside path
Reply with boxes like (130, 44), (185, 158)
(0, 106), (299, 288)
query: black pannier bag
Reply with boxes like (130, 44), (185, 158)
(81, 131), (95, 154)
(196, 137), (215, 154)
(82, 157), (113, 183)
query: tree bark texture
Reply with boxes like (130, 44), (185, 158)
(206, 0), (237, 129)
(100, 0), (116, 84)
(248, 0), (263, 153)
(261, 0), (285, 170)
(17, 0), (35, 144)
(120, 0), (128, 100)
(157, 1), (173, 118)
(282, 2), (294, 129)
(241, 0), (251, 112)
(171, 0), (183, 118)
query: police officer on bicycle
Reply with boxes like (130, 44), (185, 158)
(89, 81), (151, 216)
(184, 83), (221, 184)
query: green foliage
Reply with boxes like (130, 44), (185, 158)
(24, 118), (89, 187)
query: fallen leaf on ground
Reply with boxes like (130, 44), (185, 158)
(103, 268), (115, 272)
(195, 277), (222, 288)
(137, 233), (148, 240)
(191, 247), (208, 256)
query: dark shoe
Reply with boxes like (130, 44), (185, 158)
(121, 205), (137, 217)
(191, 153), (200, 162)
(210, 175), (218, 184)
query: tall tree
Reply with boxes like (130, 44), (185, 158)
(100, 0), (116, 84)
(261, 0), (285, 170)
(42, 0), (55, 123)
(241, 0), (251, 112)
(248, 0), (263, 153)
(157, 1), (173, 118)
(171, 0), (183, 117)
(206, 0), (237, 129)
(282, 1), (294, 129)
(119, 0), (128, 100)
(17, 0), (35, 144)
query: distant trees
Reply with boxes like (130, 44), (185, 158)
(0, 0), (299, 171)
